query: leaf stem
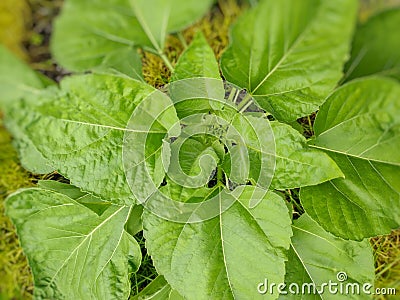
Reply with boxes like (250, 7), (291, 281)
(217, 167), (223, 184)
(159, 51), (174, 72)
(238, 93), (253, 112)
(224, 173), (230, 190)
(177, 32), (188, 49)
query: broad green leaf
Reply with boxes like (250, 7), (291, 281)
(131, 276), (184, 300)
(301, 77), (400, 240)
(123, 85), (180, 206)
(169, 78), (227, 120)
(144, 186), (292, 299)
(52, 0), (214, 76)
(278, 214), (374, 299)
(344, 8), (400, 82)
(5, 188), (141, 300)
(5, 101), (54, 174)
(13, 74), (173, 205)
(172, 32), (221, 81)
(130, 0), (214, 53)
(37, 180), (111, 215)
(51, 0), (145, 79)
(221, 0), (358, 122)
(94, 47), (144, 80)
(270, 121), (344, 190)
(0, 45), (54, 173)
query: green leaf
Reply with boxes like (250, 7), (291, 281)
(131, 276), (184, 300)
(5, 188), (141, 299)
(51, 0), (145, 79)
(169, 32), (225, 118)
(37, 180), (111, 215)
(130, 0), (214, 53)
(278, 214), (374, 299)
(168, 135), (220, 188)
(221, 0), (358, 122)
(172, 32), (221, 81)
(122, 84), (180, 206)
(37, 180), (86, 198)
(301, 77), (400, 240)
(0, 45), (54, 173)
(52, 0), (214, 76)
(5, 101), (54, 174)
(144, 186), (292, 299)
(271, 121), (344, 190)
(13, 74), (169, 205)
(0, 45), (48, 108)
(344, 8), (400, 82)
(224, 114), (275, 189)
(126, 205), (144, 236)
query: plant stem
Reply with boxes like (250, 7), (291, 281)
(217, 167), (223, 184)
(159, 51), (174, 72)
(238, 93), (253, 112)
(177, 32), (188, 49)
(225, 173), (230, 190)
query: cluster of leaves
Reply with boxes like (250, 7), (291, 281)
(0, 0), (399, 299)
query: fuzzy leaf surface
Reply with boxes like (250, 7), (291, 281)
(221, 0), (358, 121)
(52, 0), (213, 76)
(172, 31), (221, 81)
(131, 276), (184, 300)
(5, 188), (140, 300)
(37, 180), (112, 215)
(301, 77), (400, 240)
(0, 45), (54, 173)
(170, 32), (225, 118)
(144, 186), (292, 300)
(279, 214), (374, 299)
(14, 74), (176, 205)
(271, 121), (344, 190)
(52, 0), (145, 79)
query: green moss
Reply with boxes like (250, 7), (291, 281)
(0, 0), (30, 60)
(0, 122), (34, 299)
(372, 230), (400, 299)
